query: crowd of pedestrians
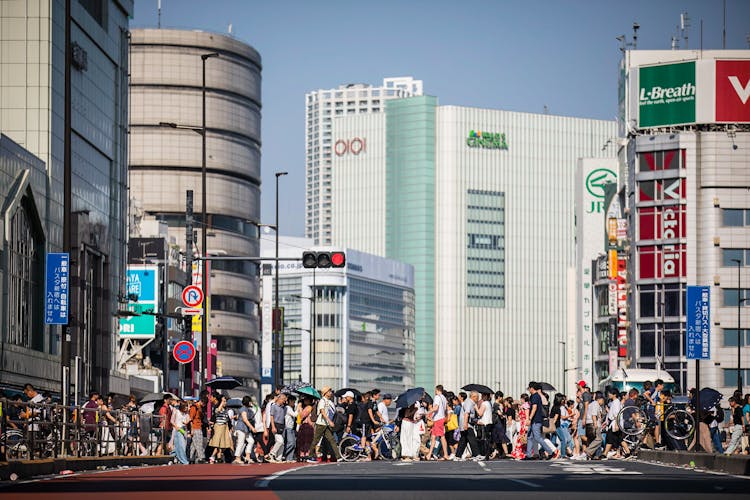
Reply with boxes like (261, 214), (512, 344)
(2, 380), (750, 464)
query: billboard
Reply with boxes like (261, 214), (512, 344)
(119, 266), (159, 339)
(638, 61), (696, 128)
(715, 60), (750, 123)
(45, 253), (70, 325)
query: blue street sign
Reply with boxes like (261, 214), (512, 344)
(45, 253), (70, 325)
(686, 285), (710, 360)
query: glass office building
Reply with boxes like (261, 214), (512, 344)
(260, 237), (415, 397)
(0, 0), (132, 396)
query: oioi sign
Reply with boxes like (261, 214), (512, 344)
(638, 61), (696, 128)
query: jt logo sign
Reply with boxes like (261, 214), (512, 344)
(716, 60), (750, 122)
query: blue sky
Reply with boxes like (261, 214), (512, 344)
(131, 0), (750, 237)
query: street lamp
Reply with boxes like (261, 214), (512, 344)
(731, 258), (745, 394)
(274, 171), (288, 389)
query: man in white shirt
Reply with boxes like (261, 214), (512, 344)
(306, 386), (341, 462)
(603, 388), (624, 458)
(582, 392), (604, 459)
(429, 385), (450, 460)
(377, 394), (392, 424)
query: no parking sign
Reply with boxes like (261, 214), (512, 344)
(173, 340), (196, 364)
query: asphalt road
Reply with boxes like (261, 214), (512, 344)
(1, 459), (748, 499)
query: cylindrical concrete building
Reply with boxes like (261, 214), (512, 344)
(129, 29), (262, 395)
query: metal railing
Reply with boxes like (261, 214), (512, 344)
(0, 399), (166, 461)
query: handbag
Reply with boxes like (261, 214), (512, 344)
(446, 413), (459, 431)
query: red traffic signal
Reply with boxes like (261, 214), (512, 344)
(301, 251), (346, 269)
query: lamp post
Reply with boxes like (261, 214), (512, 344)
(274, 171), (288, 389)
(199, 52), (219, 392)
(558, 340), (566, 393)
(731, 258), (745, 394)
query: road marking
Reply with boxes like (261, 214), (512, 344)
(549, 462), (642, 475)
(508, 478), (541, 488)
(257, 465), (309, 488)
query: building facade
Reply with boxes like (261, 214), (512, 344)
(305, 77), (422, 245)
(614, 50), (750, 394)
(259, 237), (415, 397)
(331, 97), (617, 395)
(0, 0), (132, 397)
(129, 29), (263, 395)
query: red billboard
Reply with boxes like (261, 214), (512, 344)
(616, 258), (628, 358)
(716, 60), (750, 123)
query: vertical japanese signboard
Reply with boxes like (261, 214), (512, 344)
(686, 286), (710, 360)
(45, 253), (69, 325)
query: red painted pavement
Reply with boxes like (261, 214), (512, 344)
(1, 462), (311, 500)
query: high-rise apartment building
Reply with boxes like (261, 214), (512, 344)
(305, 77), (422, 245)
(129, 29), (263, 396)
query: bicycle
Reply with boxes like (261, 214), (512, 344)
(339, 423), (399, 462)
(617, 401), (694, 452)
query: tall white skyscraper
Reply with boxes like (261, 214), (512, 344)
(305, 77), (423, 244)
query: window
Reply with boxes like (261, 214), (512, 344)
(639, 325), (655, 357)
(7, 198), (44, 350)
(723, 329), (750, 347)
(724, 288), (750, 307)
(723, 369), (750, 388)
(723, 248), (750, 266)
(722, 209), (750, 227)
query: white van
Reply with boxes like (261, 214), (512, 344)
(597, 368), (676, 394)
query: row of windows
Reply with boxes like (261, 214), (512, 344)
(722, 249), (750, 267)
(723, 329), (750, 347)
(215, 336), (259, 356)
(212, 295), (256, 316)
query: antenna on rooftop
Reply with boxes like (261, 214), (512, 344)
(157, 0), (161, 29)
(680, 12), (690, 49)
(632, 22), (640, 50)
(228, 23), (233, 35)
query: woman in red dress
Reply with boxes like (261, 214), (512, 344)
(511, 394), (530, 460)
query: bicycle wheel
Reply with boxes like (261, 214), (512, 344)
(379, 431), (399, 460)
(618, 406), (648, 437)
(664, 409), (694, 441)
(338, 435), (360, 462)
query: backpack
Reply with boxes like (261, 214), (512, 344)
(332, 407), (347, 433)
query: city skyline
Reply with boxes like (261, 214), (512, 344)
(130, 0), (750, 237)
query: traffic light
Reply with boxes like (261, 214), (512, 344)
(302, 251), (346, 268)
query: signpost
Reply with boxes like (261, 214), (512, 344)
(173, 340), (196, 365)
(182, 285), (204, 309)
(45, 253), (70, 325)
(687, 285), (710, 451)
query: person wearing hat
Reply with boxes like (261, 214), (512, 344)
(342, 391), (358, 437)
(306, 386), (342, 462)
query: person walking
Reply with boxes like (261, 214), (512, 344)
(232, 396), (257, 464)
(577, 391), (604, 460)
(400, 402), (421, 460)
(283, 395), (299, 462)
(551, 393), (571, 459)
(725, 397), (745, 455)
(526, 383), (558, 460)
(296, 397), (315, 461)
(171, 401), (190, 464)
(306, 387), (341, 462)
(428, 385), (450, 460)
(208, 395), (232, 463)
(188, 397), (206, 463)
(511, 394), (529, 459)
(453, 391), (481, 461)
(266, 393), (287, 462)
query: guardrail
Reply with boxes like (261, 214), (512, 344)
(0, 399), (166, 461)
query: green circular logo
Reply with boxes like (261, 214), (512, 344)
(585, 168), (617, 199)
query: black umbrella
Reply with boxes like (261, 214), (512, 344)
(396, 387), (426, 409)
(461, 384), (493, 395)
(539, 382), (557, 392)
(695, 387), (722, 411)
(206, 376), (242, 391)
(334, 388), (363, 400)
(140, 392), (178, 404)
(421, 392), (433, 405)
